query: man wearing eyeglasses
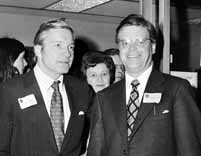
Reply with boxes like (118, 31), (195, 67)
(87, 14), (201, 156)
(0, 19), (94, 156)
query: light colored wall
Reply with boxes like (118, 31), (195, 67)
(0, 12), (118, 50)
(1, 12), (201, 71)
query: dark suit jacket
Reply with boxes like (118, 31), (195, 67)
(0, 70), (94, 156)
(87, 69), (201, 156)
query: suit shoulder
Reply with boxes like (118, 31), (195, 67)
(162, 72), (190, 85)
(98, 79), (123, 95)
(64, 75), (93, 91)
(159, 72), (194, 94)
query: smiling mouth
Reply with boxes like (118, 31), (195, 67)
(128, 54), (139, 57)
(127, 56), (139, 60)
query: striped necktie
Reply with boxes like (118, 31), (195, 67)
(50, 81), (64, 151)
(127, 79), (140, 141)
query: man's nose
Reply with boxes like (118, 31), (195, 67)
(128, 42), (138, 50)
(64, 48), (73, 58)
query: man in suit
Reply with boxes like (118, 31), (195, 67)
(0, 19), (94, 156)
(87, 14), (201, 156)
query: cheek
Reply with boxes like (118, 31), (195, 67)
(42, 56), (53, 67)
(103, 76), (110, 85)
(106, 76), (110, 82)
(87, 77), (95, 86)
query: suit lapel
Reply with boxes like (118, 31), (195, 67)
(110, 80), (128, 144)
(23, 71), (58, 151)
(61, 76), (83, 151)
(61, 79), (74, 149)
(23, 71), (53, 125)
(130, 69), (165, 139)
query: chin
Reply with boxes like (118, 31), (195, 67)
(57, 68), (69, 74)
(59, 65), (70, 72)
(95, 88), (103, 92)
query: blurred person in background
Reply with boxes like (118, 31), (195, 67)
(104, 48), (124, 83)
(24, 46), (36, 72)
(0, 37), (28, 82)
(81, 51), (115, 92)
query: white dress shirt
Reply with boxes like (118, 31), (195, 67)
(125, 64), (153, 106)
(34, 65), (70, 132)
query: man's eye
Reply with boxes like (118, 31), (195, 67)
(122, 41), (129, 46)
(55, 43), (62, 47)
(102, 72), (109, 76)
(68, 44), (75, 51)
(138, 40), (147, 45)
(139, 41), (144, 44)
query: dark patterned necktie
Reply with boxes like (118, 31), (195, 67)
(127, 79), (140, 141)
(50, 81), (64, 151)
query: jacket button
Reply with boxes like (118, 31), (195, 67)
(123, 149), (127, 156)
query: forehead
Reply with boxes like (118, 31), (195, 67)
(118, 25), (149, 40)
(87, 63), (109, 73)
(41, 28), (73, 43)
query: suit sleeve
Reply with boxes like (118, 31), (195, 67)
(0, 85), (12, 156)
(173, 80), (201, 156)
(87, 95), (105, 156)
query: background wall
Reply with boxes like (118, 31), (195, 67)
(0, 12), (201, 72)
(0, 12), (118, 51)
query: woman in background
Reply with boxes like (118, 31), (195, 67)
(81, 51), (115, 92)
(0, 37), (28, 82)
(104, 48), (125, 83)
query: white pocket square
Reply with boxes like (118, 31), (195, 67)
(162, 110), (169, 114)
(78, 111), (85, 115)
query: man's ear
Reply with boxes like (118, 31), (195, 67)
(34, 45), (42, 59)
(151, 43), (156, 54)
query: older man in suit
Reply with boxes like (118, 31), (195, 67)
(0, 19), (94, 156)
(87, 14), (201, 156)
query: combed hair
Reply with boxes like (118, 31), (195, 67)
(115, 14), (157, 44)
(33, 18), (74, 45)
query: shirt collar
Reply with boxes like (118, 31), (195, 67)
(125, 64), (153, 89)
(34, 64), (64, 90)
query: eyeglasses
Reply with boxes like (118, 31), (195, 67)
(117, 38), (151, 49)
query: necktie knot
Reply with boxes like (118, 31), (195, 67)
(51, 81), (60, 91)
(131, 79), (140, 89)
